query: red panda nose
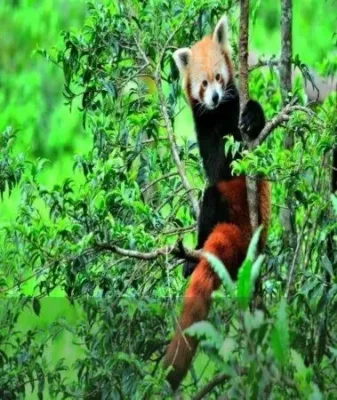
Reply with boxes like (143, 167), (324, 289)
(212, 93), (219, 105)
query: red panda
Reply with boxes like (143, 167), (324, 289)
(163, 15), (271, 390)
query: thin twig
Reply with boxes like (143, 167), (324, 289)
(141, 137), (169, 144)
(249, 58), (279, 72)
(161, 224), (197, 236)
(129, 6), (199, 218)
(285, 228), (304, 300)
(96, 242), (201, 261)
(155, 72), (200, 217)
(120, 63), (150, 90)
(141, 172), (179, 194)
(250, 98), (314, 147)
(157, 14), (189, 70)
(285, 205), (312, 299)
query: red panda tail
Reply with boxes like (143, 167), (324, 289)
(163, 223), (245, 390)
(163, 260), (217, 390)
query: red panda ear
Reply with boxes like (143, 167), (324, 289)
(213, 15), (230, 49)
(173, 48), (192, 75)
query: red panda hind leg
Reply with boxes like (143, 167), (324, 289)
(164, 223), (246, 390)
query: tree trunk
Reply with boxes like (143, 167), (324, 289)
(280, 0), (292, 108)
(239, 0), (249, 106)
(280, 0), (296, 251)
(239, 0), (259, 233)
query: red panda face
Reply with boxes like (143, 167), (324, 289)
(173, 15), (233, 111)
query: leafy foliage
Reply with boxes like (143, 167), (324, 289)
(0, 128), (25, 198)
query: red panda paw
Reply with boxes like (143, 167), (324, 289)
(183, 260), (196, 278)
(240, 99), (265, 139)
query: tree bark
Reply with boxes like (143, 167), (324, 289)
(239, 0), (249, 106)
(280, 0), (293, 108)
(239, 0), (259, 233)
(280, 0), (296, 251)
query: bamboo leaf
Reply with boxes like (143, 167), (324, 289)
(204, 252), (235, 296)
(271, 299), (289, 366)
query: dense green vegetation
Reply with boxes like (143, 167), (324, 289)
(0, 0), (336, 399)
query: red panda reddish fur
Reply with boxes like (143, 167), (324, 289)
(164, 178), (270, 389)
(163, 15), (271, 391)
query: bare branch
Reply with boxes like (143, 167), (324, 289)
(192, 372), (230, 400)
(97, 243), (174, 260)
(285, 205), (312, 299)
(249, 57), (279, 72)
(120, 62), (150, 90)
(96, 242), (201, 262)
(248, 52), (337, 102)
(250, 98), (314, 147)
(161, 224), (197, 236)
(141, 171), (179, 194)
(141, 137), (169, 144)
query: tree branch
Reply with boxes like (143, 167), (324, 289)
(141, 171), (179, 194)
(155, 72), (200, 217)
(192, 372), (230, 400)
(248, 57), (279, 72)
(161, 224), (197, 236)
(280, 0), (293, 105)
(128, 10), (199, 218)
(96, 242), (201, 262)
(157, 13), (189, 68)
(250, 98), (314, 147)
(285, 205), (312, 299)
(239, 0), (249, 107)
(248, 52), (337, 103)
(239, 0), (259, 233)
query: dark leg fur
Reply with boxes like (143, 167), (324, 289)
(183, 186), (230, 278)
(184, 96), (265, 277)
(239, 99), (266, 139)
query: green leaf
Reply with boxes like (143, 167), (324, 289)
(219, 337), (236, 361)
(32, 298), (41, 316)
(203, 252), (234, 295)
(184, 321), (221, 349)
(270, 298), (289, 366)
(309, 385), (323, 400)
(237, 241), (264, 310)
(237, 258), (253, 310)
(322, 254), (334, 277)
(331, 194), (337, 214)
(246, 225), (263, 261)
(291, 349), (306, 374)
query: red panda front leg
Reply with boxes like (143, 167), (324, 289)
(164, 223), (246, 390)
(183, 186), (231, 278)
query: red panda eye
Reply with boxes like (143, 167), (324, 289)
(216, 73), (221, 81)
(202, 80), (208, 87)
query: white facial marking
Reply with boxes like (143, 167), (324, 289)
(204, 81), (221, 109)
(191, 78), (201, 102)
(195, 66), (230, 110)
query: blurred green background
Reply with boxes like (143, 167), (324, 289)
(0, 1), (335, 398)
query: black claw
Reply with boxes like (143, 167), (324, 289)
(240, 99), (265, 139)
